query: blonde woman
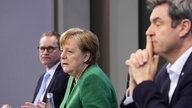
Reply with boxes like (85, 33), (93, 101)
(59, 28), (118, 108)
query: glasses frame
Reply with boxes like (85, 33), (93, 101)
(38, 46), (59, 53)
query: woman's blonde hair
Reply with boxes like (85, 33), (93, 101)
(60, 28), (100, 65)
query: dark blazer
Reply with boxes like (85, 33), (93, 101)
(120, 52), (192, 108)
(32, 63), (69, 108)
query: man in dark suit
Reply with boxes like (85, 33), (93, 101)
(21, 32), (69, 108)
(120, 0), (192, 108)
(31, 64), (68, 108)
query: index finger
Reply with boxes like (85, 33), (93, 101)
(146, 36), (153, 57)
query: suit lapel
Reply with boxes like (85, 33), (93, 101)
(43, 64), (61, 101)
(174, 52), (192, 90)
(43, 71), (57, 102)
(60, 76), (74, 108)
(170, 52), (192, 104)
(32, 73), (45, 103)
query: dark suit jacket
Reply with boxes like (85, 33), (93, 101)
(120, 52), (192, 108)
(32, 64), (69, 108)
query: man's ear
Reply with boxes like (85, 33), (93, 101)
(179, 19), (191, 38)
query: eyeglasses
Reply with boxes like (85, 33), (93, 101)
(38, 46), (58, 53)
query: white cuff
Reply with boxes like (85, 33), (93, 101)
(123, 88), (134, 105)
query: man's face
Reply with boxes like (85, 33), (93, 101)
(145, 3), (181, 56)
(39, 36), (61, 69)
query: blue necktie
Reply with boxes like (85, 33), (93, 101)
(34, 73), (50, 104)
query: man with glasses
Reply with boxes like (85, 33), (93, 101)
(21, 32), (69, 108)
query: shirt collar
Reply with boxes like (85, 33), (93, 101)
(166, 47), (192, 75)
(46, 62), (60, 76)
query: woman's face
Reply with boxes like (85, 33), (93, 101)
(60, 38), (89, 77)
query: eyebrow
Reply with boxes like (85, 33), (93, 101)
(39, 45), (58, 47)
(151, 17), (162, 23)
